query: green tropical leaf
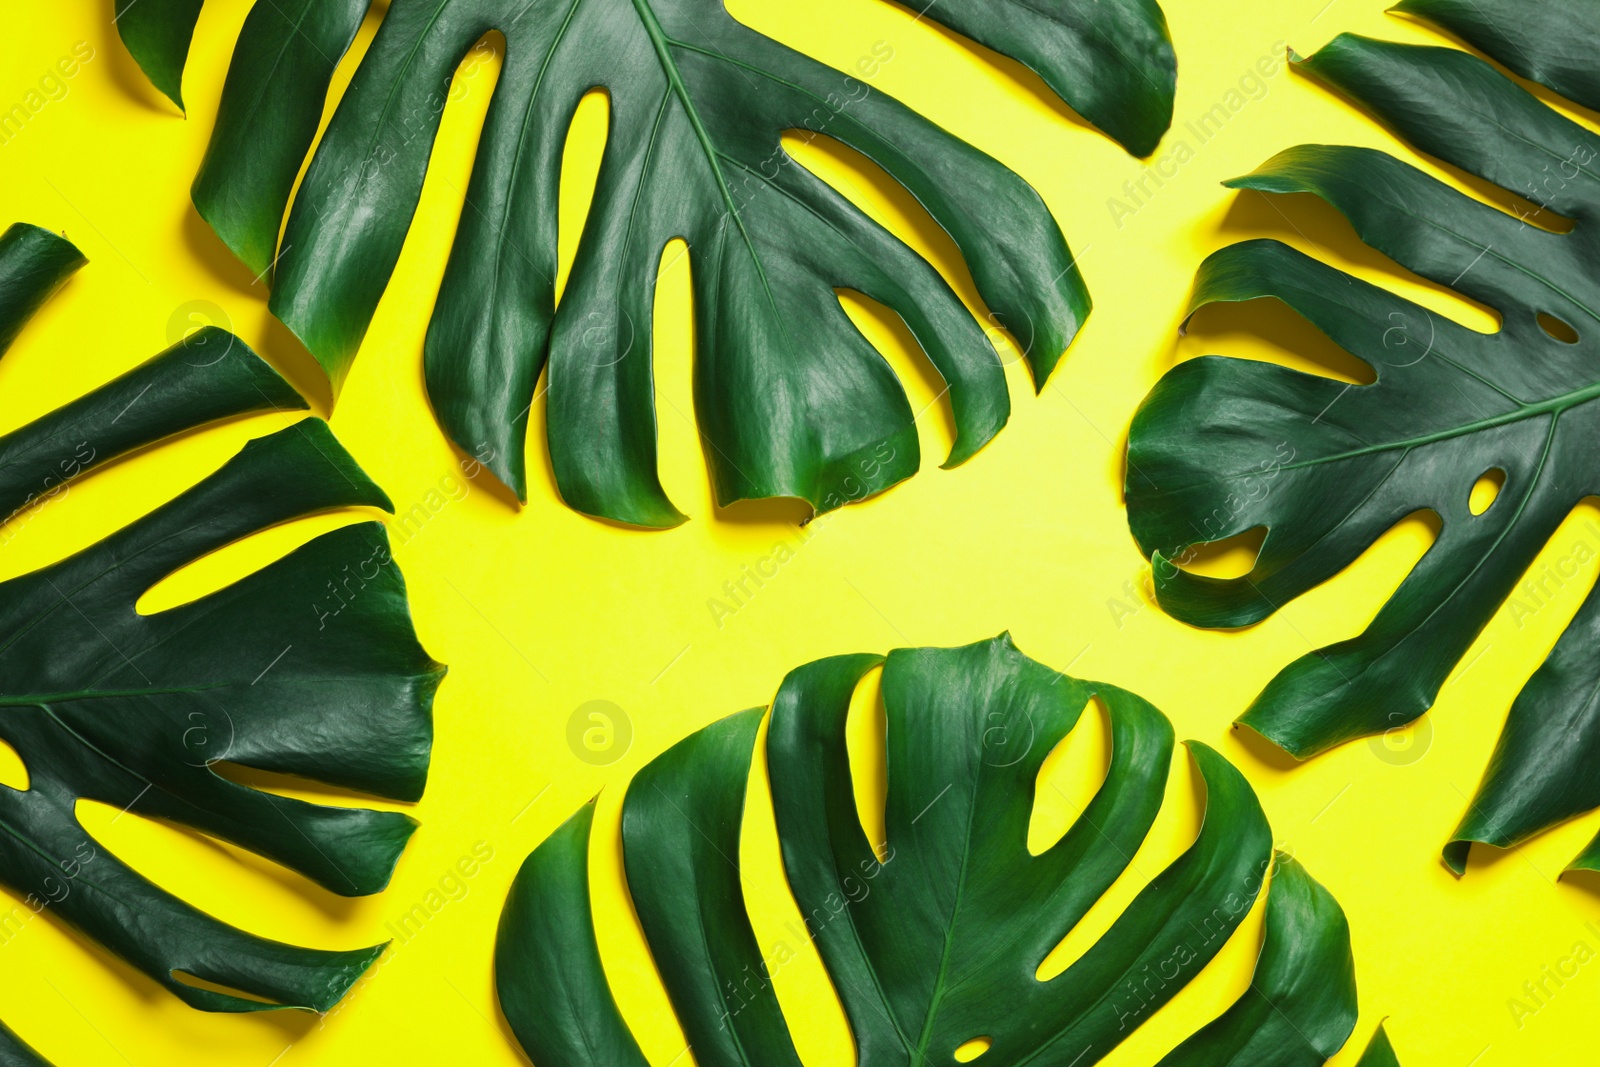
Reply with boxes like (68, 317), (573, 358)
(1354, 1024), (1401, 1067)
(1123, 1), (1600, 875)
(0, 1019), (49, 1067)
(112, 0), (204, 112)
(114, 0), (1175, 525)
(0, 221), (443, 1051)
(496, 634), (1362, 1066)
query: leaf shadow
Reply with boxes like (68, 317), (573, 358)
(1557, 865), (1600, 901)
(1227, 722), (1304, 776)
(1444, 839), (1529, 880)
(91, 805), (371, 924)
(1321, 11), (1588, 234)
(1219, 186), (1495, 324)
(784, 133), (996, 420)
(719, 496), (817, 528)
(179, 209), (333, 417)
(872, 0), (1105, 145)
(0, 412), (310, 572)
(16, 887), (326, 1044)
(99, 23), (177, 116)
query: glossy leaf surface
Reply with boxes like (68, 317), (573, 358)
(1124, 3), (1600, 875)
(116, 0), (1175, 524)
(0, 224), (442, 1041)
(496, 635), (1361, 1066)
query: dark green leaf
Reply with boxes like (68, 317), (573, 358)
(120, 0), (1175, 525)
(1392, 0), (1600, 111)
(113, 0), (204, 111)
(0, 225), (443, 1039)
(1354, 1024), (1402, 1067)
(494, 800), (648, 1067)
(190, 0), (371, 275)
(1155, 851), (1357, 1066)
(496, 635), (1362, 1066)
(0, 224), (85, 357)
(1124, 14), (1600, 874)
(0, 1020), (49, 1067)
(894, 0), (1175, 158)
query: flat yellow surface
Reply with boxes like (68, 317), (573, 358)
(0, 0), (1594, 1063)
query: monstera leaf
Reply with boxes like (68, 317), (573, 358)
(496, 635), (1363, 1066)
(1125, 1), (1600, 875)
(0, 221), (442, 1059)
(114, 0), (1175, 526)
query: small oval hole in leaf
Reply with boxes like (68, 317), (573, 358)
(0, 738), (28, 791)
(1470, 468), (1506, 515)
(1178, 526), (1266, 579)
(955, 1036), (993, 1062)
(1537, 311), (1579, 344)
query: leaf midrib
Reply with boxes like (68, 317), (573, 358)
(1277, 378), (1600, 474)
(480, 0), (583, 316)
(627, 0), (794, 355)
(1311, 416), (1559, 689)
(909, 778), (981, 1062)
(0, 685), (230, 708)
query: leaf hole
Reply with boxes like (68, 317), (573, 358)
(649, 237), (706, 518)
(1537, 311), (1579, 344)
(209, 761), (404, 807)
(740, 713), (856, 1066)
(1221, 191), (1502, 334)
(0, 737), (27, 791)
(1176, 526), (1266, 580)
(1496, 496), (1600, 665)
(780, 133), (1010, 353)
(0, 413), (296, 587)
(584, 796), (691, 1067)
(845, 665), (890, 864)
(555, 88), (612, 306)
(836, 288), (956, 463)
(1470, 468), (1506, 515)
(170, 970), (285, 1007)
(0, 739), (26, 796)
(1035, 745), (1207, 982)
(780, 132), (963, 283)
(1028, 695), (1110, 857)
(74, 799), (365, 925)
(135, 511), (382, 616)
(955, 1036), (993, 1061)
(1180, 297), (1374, 385)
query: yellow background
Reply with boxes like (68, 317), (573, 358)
(0, 0), (1594, 1063)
